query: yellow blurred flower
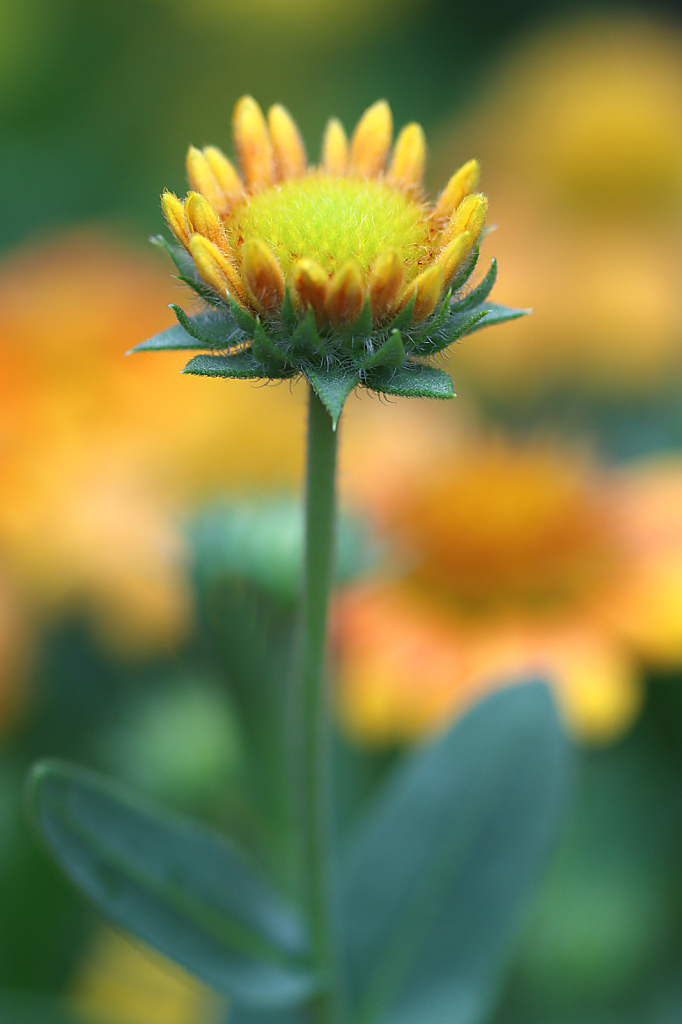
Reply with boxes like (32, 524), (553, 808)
(336, 406), (682, 745)
(0, 232), (305, 666)
(430, 14), (682, 400)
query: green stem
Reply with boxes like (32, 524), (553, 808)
(300, 385), (341, 1024)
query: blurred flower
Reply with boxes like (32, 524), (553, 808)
(336, 406), (682, 745)
(430, 15), (682, 401)
(69, 926), (222, 1024)
(0, 232), (304, 663)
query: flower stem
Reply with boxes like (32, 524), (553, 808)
(300, 385), (341, 1024)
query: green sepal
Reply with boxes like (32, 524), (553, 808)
(452, 258), (497, 312)
(128, 323), (208, 354)
(26, 760), (319, 1009)
(228, 294), (259, 335)
(461, 301), (530, 332)
(292, 306), (326, 355)
(171, 305), (244, 348)
(252, 320), (288, 365)
(280, 286), (298, 333)
(304, 365), (360, 427)
(151, 235), (222, 307)
(411, 310), (490, 356)
(182, 352), (293, 380)
(347, 296), (373, 342)
(365, 362), (455, 399)
(448, 244), (480, 296)
(384, 292), (416, 335)
(361, 330), (406, 370)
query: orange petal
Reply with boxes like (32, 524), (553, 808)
(398, 265), (443, 323)
(189, 234), (247, 305)
(437, 230), (473, 289)
(232, 95), (274, 190)
(290, 258), (329, 324)
(326, 260), (366, 326)
(186, 146), (230, 216)
(441, 193), (488, 249)
(433, 158), (480, 223)
(185, 191), (229, 252)
(160, 191), (190, 248)
(203, 146), (243, 201)
(349, 100), (393, 178)
(322, 117), (348, 176)
(387, 123), (426, 191)
(368, 248), (405, 321)
(241, 238), (285, 314)
(268, 104), (307, 180)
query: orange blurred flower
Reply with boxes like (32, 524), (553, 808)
(0, 231), (304, 699)
(430, 14), (682, 401)
(336, 405), (682, 745)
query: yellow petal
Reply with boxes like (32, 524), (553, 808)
(268, 104), (307, 180)
(189, 234), (246, 305)
(185, 192), (229, 252)
(433, 159), (480, 223)
(232, 95), (274, 190)
(241, 238), (285, 314)
(186, 146), (229, 216)
(368, 248), (405, 321)
(322, 118), (348, 176)
(437, 230), (473, 289)
(160, 191), (190, 248)
(398, 265), (443, 323)
(203, 146), (243, 201)
(290, 258), (329, 324)
(387, 123), (426, 192)
(350, 100), (393, 178)
(326, 259), (366, 326)
(440, 193), (488, 250)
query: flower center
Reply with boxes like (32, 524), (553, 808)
(390, 449), (621, 614)
(225, 175), (434, 280)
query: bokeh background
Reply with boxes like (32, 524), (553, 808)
(3, 0), (682, 1021)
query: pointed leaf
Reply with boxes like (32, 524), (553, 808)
(171, 305), (244, 348)
(452, 258), (497, 312)
(183, 352), (292, 380)
(339, 683), (572, 1024)
(304, 366), (360, 426)
(128, 323), (207, 354)
(460, 301), (531, 333)
(228, 295), (259, 335)
(365, 362), (454, 399)
(252, 320), (288, 365)
(384, 292), (416, 335)
(347, 296), (373, 341)
(280, 286), (298, 333)
(292, 307), (326, 355)
(412, 310), (490, 357)
(361, 330), (405, 370)
(27, 761), (318, 1009)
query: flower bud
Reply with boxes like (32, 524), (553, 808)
(437, 230), (473, 289)
(350, 100), (393, 178)
(399, 264), (443, 323)
(369, 249), (405, 321)
(185, 192), (228, 251)
(387, 123), (426, 192)
(189, 234), (247, 305)
(441, 193), (488, 250)
(268, 104), (307, 180)
(241, 238), (285, 314)
(322, 118), (348, 176)
(326, 260), (366, 326)
(186, 146), (229, 216)
(233, 95), (275, 189)
(290, 259), (329, 324)
(433, 159), (480, 223)
(160, 191), (190, 248)
(203, 146), (242, 201)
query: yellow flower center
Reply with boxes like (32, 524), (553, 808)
(225, 175), (434, 279)
(391, 448), (621, 613)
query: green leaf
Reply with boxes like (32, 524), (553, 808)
(27, 761), (318, 1009)
(461, 301), (531, 333)
(365, 362), (455, 399)
(280, 286), (298, 333)
(292, 306), (326, 355)
(182, 352), (292, 380)
(339, 683), (572, 1024)
(228, 294), (259, 334)
(128, 323), (207, 354)
(171, 305), (244, 347)
(384, 292), (416, 335)
(348, 296), (373, 341)
(361, 330), (405, 370)
(252, 321), (288, 365)
(452, 258), (497, 312)
(410, 310), (490, 357)
(304, 366), (360, 426)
